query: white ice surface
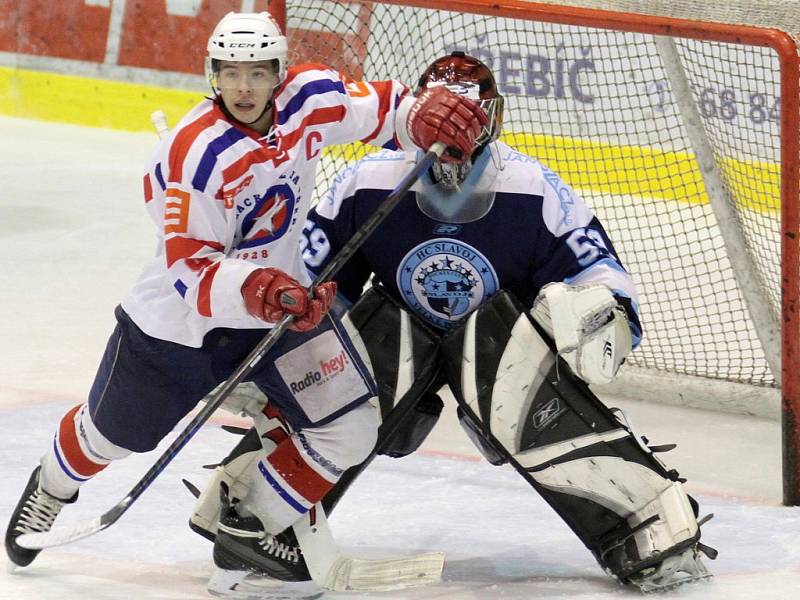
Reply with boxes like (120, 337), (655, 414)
(2, 116), (800, 599)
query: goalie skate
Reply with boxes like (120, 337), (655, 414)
(626, 546), (712, 593)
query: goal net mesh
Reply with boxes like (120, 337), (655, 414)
(285, 0), (793, 390)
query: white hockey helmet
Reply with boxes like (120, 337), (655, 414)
(206, 12), (288, 87)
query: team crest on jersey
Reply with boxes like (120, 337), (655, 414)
(397, 239), (498, 329)
(238, 183), (297, 249)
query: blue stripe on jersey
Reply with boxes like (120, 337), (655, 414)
(382, 95), (403, 150)
(52, 438), (90, 482)
(192, 127), (247, 192)
(278, 78), (346, 126)
(258, 460), (308, 514)
(154, 162), (166, 191)
(174, 279), (188, 297)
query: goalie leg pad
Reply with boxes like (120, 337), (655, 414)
(379, 392), (444, 458)
(456, 405), (506, 465)
(341, 284), (442, 457)
(320, 285), (443, 512)
(442, 290), (712, 587)
(342, 285), (441, 420)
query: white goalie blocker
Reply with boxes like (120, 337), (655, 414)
(441, 289), (714, 592)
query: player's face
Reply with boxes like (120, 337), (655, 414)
(217, 61), (279, 133)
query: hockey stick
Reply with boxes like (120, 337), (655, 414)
(293, 503), (444, 592)
(17, 142), (446, 555)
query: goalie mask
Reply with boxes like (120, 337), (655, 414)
(414, 52), (504, 223)
(205, 12), (288, 93)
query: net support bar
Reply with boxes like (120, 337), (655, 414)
(655, 35), (782, 383)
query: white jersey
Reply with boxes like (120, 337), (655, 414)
(122, 65), (411, 346)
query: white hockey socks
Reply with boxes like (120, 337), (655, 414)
(39, 404), (131, 499)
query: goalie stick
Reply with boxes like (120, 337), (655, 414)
(17, 139), (448, 590)
(294, 503), (444, 592)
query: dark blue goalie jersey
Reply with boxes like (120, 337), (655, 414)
(301, 142), (641, 346)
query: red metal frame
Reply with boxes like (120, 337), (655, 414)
(280, 0), (800, 505)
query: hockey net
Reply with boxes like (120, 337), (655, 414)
(278, 0), (800, 502)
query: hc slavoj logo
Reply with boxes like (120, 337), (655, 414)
(238, 183), (296, 249)
(397, 238), (498, 330)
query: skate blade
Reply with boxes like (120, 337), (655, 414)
(208, 567), (323, 600)
(631, 553), (713, 593)
(6, 559), (21, 574)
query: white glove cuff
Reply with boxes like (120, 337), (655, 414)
(531, 282), (632, 384)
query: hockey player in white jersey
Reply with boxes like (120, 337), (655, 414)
(4, 12), (488, 596)
(189, 52), (717, 593)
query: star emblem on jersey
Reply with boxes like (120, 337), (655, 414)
(397, 238), (498, 329)
(238, 182), (296, 249)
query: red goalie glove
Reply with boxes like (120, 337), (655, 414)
(241, 268), (337, 332)
(407, 85), (489, 162)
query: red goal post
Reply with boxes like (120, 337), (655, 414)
(275, 0), (800, 504)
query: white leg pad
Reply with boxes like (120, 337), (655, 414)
(532, 455), (699, 560)
(191, 447), (260, 539)
(631, 481), (699, 557)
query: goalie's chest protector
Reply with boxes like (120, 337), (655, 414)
(345, 188), (547, 332)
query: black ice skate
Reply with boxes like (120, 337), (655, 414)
(5, 465), (77, 567)
(208, 485), (320, 599)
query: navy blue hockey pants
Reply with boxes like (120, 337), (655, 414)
(86, 306), (376, 453)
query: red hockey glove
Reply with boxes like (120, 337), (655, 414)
(241, 268), (337, 332)
(291, 281), (337, 333)
(407, 85), (489, 162)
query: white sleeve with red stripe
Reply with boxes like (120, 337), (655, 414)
(277, 65), (412, 151)
(161, 183), (257, 320)
(157, 110), (258, 320)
